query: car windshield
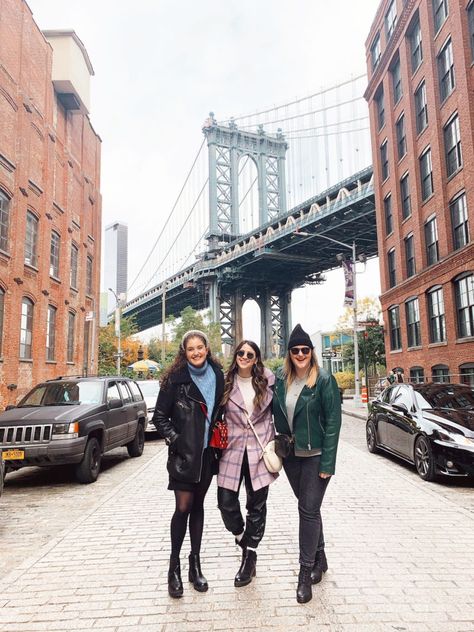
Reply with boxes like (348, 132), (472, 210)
(137, 381), (160, 397)
(19, 381), (103, 407)
(414, 385), (474, 410)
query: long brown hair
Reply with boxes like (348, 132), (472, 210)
(283, 348), (319, 389)
(222, 340), (268, 410)
(161, 331), (221, 389)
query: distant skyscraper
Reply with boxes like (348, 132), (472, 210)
(104, 222), (128, 312)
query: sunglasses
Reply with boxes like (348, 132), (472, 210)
(236, 350), (256, 360)
(290, 346), (311, 356)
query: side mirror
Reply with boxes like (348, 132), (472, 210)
(108, 398), (122, 409)
(392, 402), (408, 414)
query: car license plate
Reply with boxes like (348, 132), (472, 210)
(2, 449), (24, 460)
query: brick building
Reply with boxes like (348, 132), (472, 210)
(0, 0), (102, 407)
(365, 0), (474, 384)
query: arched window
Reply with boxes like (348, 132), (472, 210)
(20, 298), (34, 359)
(0, 190), (10, 252)
(459, 362), (474, 387)
(409, 366), (425, 383)
(431, 364), (449, 383)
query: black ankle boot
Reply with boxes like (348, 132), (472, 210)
(188, 553), (208, 592)
(311, 549), (328, 584)
(296, 565), (312, 603)
(168, 558), (183, 598)
(234, 549), (257, 587)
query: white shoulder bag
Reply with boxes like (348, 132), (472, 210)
(244, 411), (282, 474)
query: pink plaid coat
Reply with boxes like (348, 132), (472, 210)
(217, 368), (277, 492)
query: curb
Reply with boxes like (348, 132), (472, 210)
(342, 406), (367, 421)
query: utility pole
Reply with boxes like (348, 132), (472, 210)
(161, 282), (166, 366)
(109, 288), (123, 376)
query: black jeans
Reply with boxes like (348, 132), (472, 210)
(283, 454), (330, 567)
(217, 451), (269, 549)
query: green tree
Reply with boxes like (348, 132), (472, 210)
(341, 325), (386, 376)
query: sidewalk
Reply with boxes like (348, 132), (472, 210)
(1, 416), (474, 632)
(342, 397), (369, 421)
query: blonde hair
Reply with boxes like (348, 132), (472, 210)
(283, 349), (319, 389)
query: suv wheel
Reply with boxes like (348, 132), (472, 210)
(75, 437), (102, 484)
(127, 421), (145, 458)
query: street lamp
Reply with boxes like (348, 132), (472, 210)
(108, 288), (124, 376)
(294, 230), (365, 407)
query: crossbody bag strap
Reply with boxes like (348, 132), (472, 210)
(243, 410), (266, 456)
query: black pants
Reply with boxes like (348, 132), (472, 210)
(217, 451), (269, 549)
(283, 454), (330, 567)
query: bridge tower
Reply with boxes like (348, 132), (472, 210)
(202, 114), (290, 357)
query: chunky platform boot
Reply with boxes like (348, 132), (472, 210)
(296, 565), (312, 604)
(311, 549), (328, 584)
(234, 549), (257, 587)
(168, 557), (183, 598)
(188, 553), (208, 592)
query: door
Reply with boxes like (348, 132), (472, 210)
(105, 381), (126, 447)
(388, 385), (416, 458)
(117, 381), (138, 441)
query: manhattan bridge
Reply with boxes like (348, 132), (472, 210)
(123, 74), (377, 358)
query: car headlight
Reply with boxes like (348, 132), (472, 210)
(437, 430), (474, 446)
(52, 422), (79, 439)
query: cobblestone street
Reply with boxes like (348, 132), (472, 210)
(1, 412), (473, 632)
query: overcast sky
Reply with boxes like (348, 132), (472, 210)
(27, 0), (382, 340)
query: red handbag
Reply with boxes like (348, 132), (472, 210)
(209, 420), (228, 449)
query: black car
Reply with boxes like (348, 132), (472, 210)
(0, 376), (147, 484)
(366, 382), (474, 481)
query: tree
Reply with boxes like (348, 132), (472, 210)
(335, 296), (382, 333)
(98, 315), (141, 376)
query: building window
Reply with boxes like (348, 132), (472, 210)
(67, 311), (75, 363)
(419, 147), (433, 200)
(444, 114), (462, 177)
(424, 216), (439, 265)
(375, 86), (385, 130)
(86, 256), (93, 295)
(0, 287), (4, 357)
(70, 244), (78, 289)
(396, 113), (407, 159)
(391, 57), (403, 103)
(388, 248), (396, 288)
(468, 2), (474, 62)
(414, 81), (428, 134)
(427, 286), (446, 343)
(410, 366), (425, 383)
(450, 192), (469, 250)
(460, 363), (474, 386)
(0, 191), (10, 253)
(371, 33), (381, 70)
(409, 17), (423, 72)
(438, 38), (455, 102)
(454, 273), (474, 338)
(24, 211), (38, 267)
(388, 305), (402, 350)
(432, 365), (449, 383)
(50, 231), (60, 279)
(20, 297), (34, 360)
(400, 172), (411, 219)
(385, 0), (397, 40)
(404, 234), (416, 278)
(406, 297), (421, 347)
(46, 305), (57, 361)
(384, 193), (393, 234)
(381, 140), (389, 181)
(433, 0), (448, 32)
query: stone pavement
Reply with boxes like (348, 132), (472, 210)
(1, 415), (474, 632)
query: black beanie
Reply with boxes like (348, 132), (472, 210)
(287, 324), (314, 350)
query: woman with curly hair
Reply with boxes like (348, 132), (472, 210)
(153, 330), (224, 598)
(217, 340), (276, 587)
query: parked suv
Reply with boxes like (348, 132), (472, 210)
(0, 376), (147, 484)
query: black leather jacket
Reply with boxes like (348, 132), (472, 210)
(152, 360), (224, 483)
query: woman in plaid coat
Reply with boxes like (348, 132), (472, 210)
(217, 340), (277, 587)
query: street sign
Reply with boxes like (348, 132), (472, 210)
(322, 351), (338, 358)
(85, 311), (94, 321)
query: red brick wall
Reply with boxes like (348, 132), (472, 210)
(0, 0), (102, 407)
(365, 0), (474, 380)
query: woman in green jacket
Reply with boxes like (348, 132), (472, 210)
(273, 324), (342, 604)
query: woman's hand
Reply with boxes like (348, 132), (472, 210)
(319, 472), (331, 479)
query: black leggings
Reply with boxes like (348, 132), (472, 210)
(170, 462), (214, 559)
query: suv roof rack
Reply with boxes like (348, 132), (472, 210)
(46, 375), (85, 381)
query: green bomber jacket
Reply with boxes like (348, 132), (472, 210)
(273, 367), (342, 474)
